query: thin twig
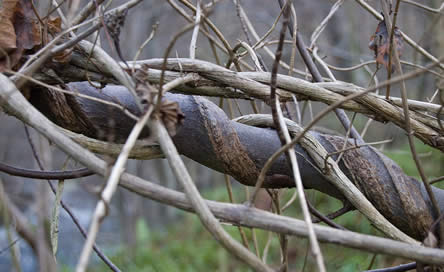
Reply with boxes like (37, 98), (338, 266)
(309, 0), (345, 48)
(306, 199), (347, 230)
(236, 2), (310, 77)
(257, 2), (326, 270)
(23, 126), (121, 272)
(0, 162), (93, 180)
(132, 23), (159, 74)
(381, 0), (444, 246)
(1, 186), (22, 272)
(400, 0), (444, 14)
(155, 23), (196, 113)
(327, 60), (444, 79)
(431, 176), (444, 184)
(0, 178), (53, 264)
(151, 119), (273, 272)
(364, 261), (416, 272)
(312, 203), (354, 223)
(355, 0), (444, 70)
(75, 107), (154, 272)
(278, 0), (364, 145)
(78, 40), (143, 111)
(223, 175), (251, 249)
(269, 191), (288, 271)
(189, 0), (202, 59)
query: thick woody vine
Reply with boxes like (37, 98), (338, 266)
(0, 0), (443, 272)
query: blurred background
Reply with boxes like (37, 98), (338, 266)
(1, 0), (443, 271)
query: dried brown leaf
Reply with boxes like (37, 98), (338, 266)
(369, 20), (403, 72)
(47, 16), (62, 34)
(0, 0), (20, 53)
(45, 16), (72, 63)
(158, 99), (184, 137)
(52, 47), (72, 63)
(14, 0), (40, 50)
(0, 0), (41, 71)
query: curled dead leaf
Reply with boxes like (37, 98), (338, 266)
(0, 0), (41, 71)
(134, 65), (158, 104)
(47, 16), (62, 34)
(132, 65), (184, 137)
(369, 19), (403, 72)
(0, 0), (20, 51)
(157, 99), (184, 137)
(45, 16), (72, 63)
